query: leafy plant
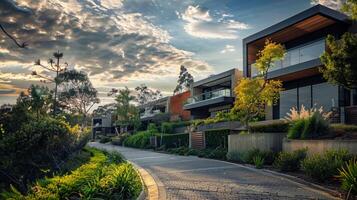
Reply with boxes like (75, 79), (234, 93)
(147, 123), (159, 133)
(1, 148), (142, 200)
(338, 158), (357, 195)
(226, 151), (244, 162)
(287, 119), (306, 139)
(99, 136), (112, 143)
(253, 155), (265, 169)
(123, 131), (155, 149)
(287, 106), (331, 139)
(301, 149), (351, 181)
(111, 133), (130, 146)
(273, 149), (307, 172)
(161, 122), (174, 134)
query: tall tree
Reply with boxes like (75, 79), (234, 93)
(33, 51), (68, 116)
(233, 40), (285, 127)
(109, 87), (140, 130)
(135, 84), (163, 106)
(342, 0), (357, 20)
(173, 65), (194, 94)
(57, 70), (99, 127)
(320, 33), (357, 90)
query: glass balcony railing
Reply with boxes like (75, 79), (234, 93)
(251, 39), (325, 76)
(186, 89), (231, 104)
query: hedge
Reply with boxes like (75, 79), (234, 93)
(123, 131), (156, 149)
(205, 129), (230, 149)
(157, 133), (189, 148)
(249, 120), (289, 133)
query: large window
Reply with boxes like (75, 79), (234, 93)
(279, 88), (297, 118)
(299, 86), (311, 109)
(312, 83), (339, 112)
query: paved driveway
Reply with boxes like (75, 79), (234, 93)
(89, 142), (338, 200)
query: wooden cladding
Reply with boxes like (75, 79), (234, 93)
(247, 14), (335, 65)
(190, 132), (205, 150)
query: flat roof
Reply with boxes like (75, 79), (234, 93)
(193, 68), (238, 87)
(243, 4), (350, 44)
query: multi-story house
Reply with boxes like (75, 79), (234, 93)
(183, 69), (242, 119)
(243, 4), (357, 123)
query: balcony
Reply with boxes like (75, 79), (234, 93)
(252, 39), (325, 76)
(184, 89), (234, 110)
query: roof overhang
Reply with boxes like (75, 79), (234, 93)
(243, 5), (351, 76)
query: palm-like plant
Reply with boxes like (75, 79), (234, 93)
(338, 159), (357, 197)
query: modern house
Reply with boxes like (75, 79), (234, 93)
(92, 112), (116, 138)
(243, 4), (357, 123)
(139, 91), (191, 125)
(183, 68), (242, 119)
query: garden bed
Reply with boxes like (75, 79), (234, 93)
(1, 147), (142, 200)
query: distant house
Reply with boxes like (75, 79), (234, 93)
(138, 91), (191, 126)
(243, 5), (357, 123)
(183, 69), (242, 119)
(92, 112), (116, 138)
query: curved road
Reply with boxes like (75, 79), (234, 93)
(89, 142), (338, 200)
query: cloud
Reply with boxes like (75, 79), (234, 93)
(311, 0), (345, 10)
(220, 45), (235, 54)
(0, 0), (214, 104)
(180, 5), (249, 39)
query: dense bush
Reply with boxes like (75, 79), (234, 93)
(111, 133), (130, 146)
(0, 116), (88, 192)
(147, 123), (159, 133)
(287, 107), (331, 139)
(161, 122), (174, 134)
(205, 129), (230, 149)
(301, 149), (352, 181)
(158, 133), (189, 148)
(240, 148), (276, 165)
(123, 131), (155, 149)
(1, 148), (142, 199)
(226, 151), (244, 162)
(287, 119), (305, 139)
(206, 147), (227, 160)
(273, 149), (307, 172)
(99, 136), (112, 143)
(249, 120), (290, 133)
(338, 159), (357, 195)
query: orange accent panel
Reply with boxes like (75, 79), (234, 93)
(169, 91), (191, 121)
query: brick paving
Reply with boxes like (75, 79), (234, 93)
(89, 142), (338, 200)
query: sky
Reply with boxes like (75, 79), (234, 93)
(0, 0), (344, 106)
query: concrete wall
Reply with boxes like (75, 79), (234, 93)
(228, 132), (286, 153)
(283, 139), (357, 156)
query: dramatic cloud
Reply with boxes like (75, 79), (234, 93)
(311, 0), (345, 10)
(220, 45), (235, 54)
(0, 0), (213, 104)
(180, 5), (249, 39)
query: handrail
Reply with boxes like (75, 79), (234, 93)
(187, 88), (231, 104)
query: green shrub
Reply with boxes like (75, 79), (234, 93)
(301, 112), (330, 139)
(249, 120), (290, 133)
(205, 129), (230, 149)
(99, 136), (112, 143)
(147, 123), (159, 133)
(111, 133), (130, 146)
(206, 147), (227, 160)
(242, 148), (261, 164)
(253, 155), (265, 169)
(226, 151), (244, 162)
(0, 117), (83, 192)
(1, 148), (142, 200)
(167, 146), (190, 155)
(123, 131), (155, 149)
(338, 158), (357, 195)
(158, 133), (189, 148)
(274, 149), (307, 172)
(288, 112), (330, 139)
(161, 122), (174, 134)
(332, 124), (357, 133)
(287, 119), (305, 139)
(238, 149), (276, 165)
(301, 149), (351, 181)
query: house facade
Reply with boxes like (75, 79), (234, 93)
(243, 5), (357, 123)
(183, 68), (242, 119)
